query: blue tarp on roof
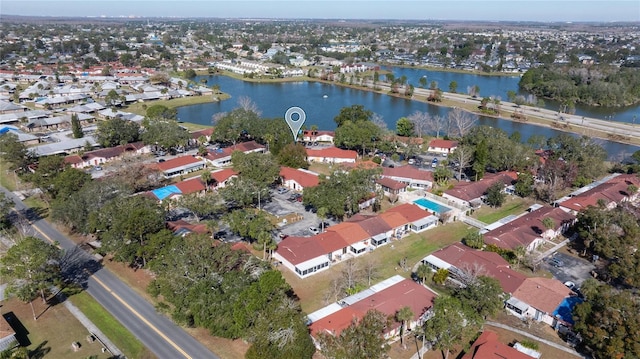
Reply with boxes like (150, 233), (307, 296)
(553, 296), (583, 324)
(151, 185), (182, 200)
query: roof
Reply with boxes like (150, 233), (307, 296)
(376, 177), (408, 190)
(205, 140), (266, 161)
(351, 216), (393, 237)
(462, 330), (536, 359)
(166, 220), (210, 236)
(280, 166), (320, 188)
(310, 278), (436, 337)
(174, 178), (206, 195)
(210, 168), (238, 183)
(428, 243), (526, 294)
(386, 203), (433, 223)
(483, 206), (575, 251)
(191, 128), (214, 139)
(558, 174), (640, 212)
(79, 141), (145, 161)
(512, 277), (573, 314)
(444, 171), (517, 202)
(378, 211), (410, 229)
(276, 236), (327, 266)
(382, 165), (433, 182)
(306, 146), (357, 160)
(314, 231), (350, 253)
(428, 139), (458, 149)
(155, 155), (204, 172)
(327, 221), (371, 245)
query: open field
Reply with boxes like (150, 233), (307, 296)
(282, 221), (471, 314)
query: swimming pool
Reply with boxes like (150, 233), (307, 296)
(414, 198), (452, 214)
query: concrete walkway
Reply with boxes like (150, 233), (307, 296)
(535, 239), (570, 262)
(485, 321), (586, 358)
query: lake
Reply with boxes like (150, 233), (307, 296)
(178, 74), (639, 159)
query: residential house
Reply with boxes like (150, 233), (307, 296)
(302, 130), (335, 143)
(166, 220), (210, 237)
(204, 140), (266, 167)
(0, 315), (18, 352)
(427, 139), (458, 154)
(210, 169), (238, 189)
(306, 147), (357, 164)
(64, 141), (150, 168)
(191, 128), (214, 144)
(274, 236), (331, 278)
(386, 203), (439, 233)
(308, 276), (436, 344)
(381, 165), (434, 189)
(556, 173), (640, 214)
(346, 214), (393, 247)
(279, 167), (320, 191)
(461, 330), (540, 359)
(0, 99), (25, 114)
(326, 221), (371, 257)
(32, 136), (99, 157)
(148, 177), (206, 202)
(376, 177), (408, 197)
(443, 171), (518, 208)
(0, 125), (39, 145)
(422, 243), (526, 294)
(155, 155), (206, 178)
(506, 277), (578, 328)
(482, 206), (576, 252)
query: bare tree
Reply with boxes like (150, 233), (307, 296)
(408, 111), (430, 138)
(323, 277), (344, 304)
(211, 111), (227, 125)
(448, 108), (477, 139)
(430, 115), (448, 139)
(237, 96), (262, 116)
(342, 258), (362, 291)
(371, 113), (388, 133)
(362, 258), (380, 286)
(456, 262), (487, 287)
(451, 145), (473, 181)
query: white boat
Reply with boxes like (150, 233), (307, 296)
(322, 94), (328, 98)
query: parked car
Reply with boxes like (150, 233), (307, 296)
(214, 230), (227, 240)
(564, 281), (576, 289)
(431, 158), (438, 168)
(309, 227), (320, 235)
(549, 257), (564, 267)
(277, 187), (289, 194)
(94, 166), (102, 171)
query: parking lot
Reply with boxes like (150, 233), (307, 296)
(540, 252), (595, 288)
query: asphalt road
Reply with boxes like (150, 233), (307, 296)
(0, 186), (220, 359)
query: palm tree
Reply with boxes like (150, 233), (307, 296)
(396, 306), (414, 349)
(416, 263), (431, 284)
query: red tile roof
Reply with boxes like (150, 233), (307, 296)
(559, 174), (640, 212)
(64, 154), (83, 165)
(276, 236), (327, 266)
(191, 128), (214, 139)
(210, 169), (238, 183)
(483, 206), (575, 251)
(352, 216), (393, 237)
(314, 231), (350, 253)
(310, 278), (436, 337)
(386, 203), (433, 223)
(513, 277), (573, 314)
(205, 141), (266, 161)
(156, 155), (203, 171)
(444, 171), (517, 202)
(382, 165), (433, 182)
(280, 167), (320, 188)
(166, 220), (210, 235)
(326, 222), (371, 245)
(462, 331), (536, 359)
(428, 139), (458, 149)
(376, 177), (408, 190)
(306, 147), (357, 160)
(174, 178), (206, 195)
(378, 211), (410, 229)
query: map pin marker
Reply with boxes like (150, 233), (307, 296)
(284, 106), (306, 142)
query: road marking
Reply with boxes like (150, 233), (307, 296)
(90, 274), (193, 359)
(12, 207), (56, 245)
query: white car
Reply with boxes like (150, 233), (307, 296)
(309, 227), (320, 235)
(564, 281), (576, 289)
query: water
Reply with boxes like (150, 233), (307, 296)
(414, 198), (452, 214)
(178, 74), (640, 159)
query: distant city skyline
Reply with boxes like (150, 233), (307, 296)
(2, 0), (639, 22)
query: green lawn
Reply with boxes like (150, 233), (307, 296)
(70, 291), (155, 359)
(125, 94), (230, 117)
(474, 197), (535, 224)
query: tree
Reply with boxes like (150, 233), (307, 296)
(334, 120), (381, 157)
(104, 89), (122, 107)
(448, 108), (477, 139)
(433, 166), (452, 186)
(451, 145), (473, 182)
(1, 237), (62, 320)
(232, 151), (280, 188)
(449, 81), (458, 93)
(485, 182), (506, 207)
(416, 263), (431, 284)
(454, 276), (503, 319)
(462, 230), (484, 249)
(407, 111), (430, 138)
(317, 309), (391, 359)
(396, 117), (415, 137)
(423, 296), (480, 359)
(433, 268), (449, 285)
(0, 192), (12, 227)
(573, 281), (640, 359)
(396, 306), (414, 349)
(141, 118), (191, 150)
(70, 113), (83, 138)
(145, 104), (177, 121)
(176, 191), (222, 222)
(334, 104), (373, 127)
(277, 143), (309, 169)
(212, 107), (261, 146)
(96, 117), (140, 147)
(225, 209), (275, 258)
(0, 132), (34, 171)
(184, 69), (197, 79)
(472, 139), (488, 181)
(514, 172), (534, 197)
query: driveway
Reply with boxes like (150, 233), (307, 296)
(540, 252), (595, 287)
(266, 188), (336, 239)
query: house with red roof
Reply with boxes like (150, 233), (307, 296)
(155, 155), (206, 178)
(308, 275), (437, 343)
(386, 203), (439, 233)
(326, 221), (372, 257)
(302, 130), (334, 143)
(462, 330), (539, 359)
(306, 147), (357, 164)
(190, 128), (214, 143)
(483, 206), (576, 252)
(443, 171), (517, 208)
(279, 167), (320, 191)
(506, 277), (576, 327)
(422, 243), (527, 294)
(427, 139), (458, 155)
(556, 173), (640, 214)
(166, 220), (210, 237)
(64, 141), (150, 168)
(381, 165), (433, 189)
(346, 215), (394, 247)
(273, 236), (331, 278)
(204, 140), (266, 167)
(210, 168), (238, 189)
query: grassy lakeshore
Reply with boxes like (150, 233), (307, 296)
(381, 61), (522, 77)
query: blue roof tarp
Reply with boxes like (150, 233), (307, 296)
(553, 296), (583, 324)
(151, 185), (182, 200)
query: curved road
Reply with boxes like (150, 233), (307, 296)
(0, 186), (220, 359)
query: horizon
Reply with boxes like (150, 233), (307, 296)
(3, 1), (640, 23)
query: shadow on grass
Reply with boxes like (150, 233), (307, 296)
(28, 340), (51, 359)
(3, 311), (31, 347)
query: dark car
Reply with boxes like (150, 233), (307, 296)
(214, 231), (227, 240)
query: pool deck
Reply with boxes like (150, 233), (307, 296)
(399, 189), (464, 222)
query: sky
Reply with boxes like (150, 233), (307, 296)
(2, 0), (639, 22)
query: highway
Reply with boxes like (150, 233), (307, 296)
(0, 186), (220, 359)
